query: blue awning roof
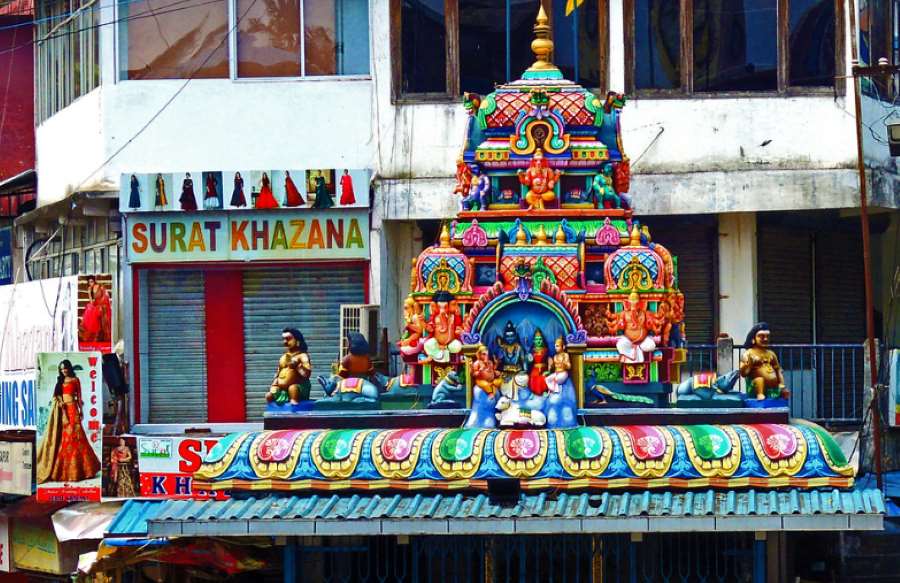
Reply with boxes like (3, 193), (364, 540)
(108, 488), (885, 538)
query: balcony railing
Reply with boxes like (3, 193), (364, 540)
(685, 343), (866, 426)
(389, 343), (867, 425)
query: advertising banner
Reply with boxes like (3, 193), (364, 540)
(127, 209), (369, 263)
(34, 353), (103, 502)
(120, 169), (370, 212)
(0, 227), (11, 286)
(890, 349), (899, 428)
(0, 277), (79, 374)
(0, 371), (36, 429)
(76, 274), (113, 353)
(102, 435), (139, 498)
(0, 441), (32, 496)
(137, 435), (226, 500)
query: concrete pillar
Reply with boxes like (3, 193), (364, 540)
(376, 221), (422, 343)
(718, 213), (758, 341)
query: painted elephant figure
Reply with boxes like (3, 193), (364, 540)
(318, 374), (382, 403)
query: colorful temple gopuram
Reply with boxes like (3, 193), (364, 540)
(192, 8), (858, 497)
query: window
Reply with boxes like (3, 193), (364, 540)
(859, 0), (896, 98)
(625, 0), (843, 94)
(118, 0), (229, 80)
(36, 0), (100, 123)
(396, 0), (608, 98)
(119, 0), (370, 80)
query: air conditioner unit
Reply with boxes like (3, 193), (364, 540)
(339, 304), (380, 358)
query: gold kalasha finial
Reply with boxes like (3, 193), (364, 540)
(528, 6), (556, 72)
(439, 224), (451, 247)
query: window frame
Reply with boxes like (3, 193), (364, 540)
(390, 0), (609, 103)
(624, 0), (845, 98)
(115, 0), (373, 83)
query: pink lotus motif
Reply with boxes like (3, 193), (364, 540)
(462, 220), (489, 247)
(596, 217), (621, 246)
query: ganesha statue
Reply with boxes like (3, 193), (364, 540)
(518, 149), (560, 210)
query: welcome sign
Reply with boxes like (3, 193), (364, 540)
(127, 209), (369, 263)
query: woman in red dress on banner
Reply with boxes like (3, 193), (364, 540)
(284, 171), (305, 207)
(81, 276), (111, 343)
(36, 360), (101, 484)
(255, 172), (279, 209)
(340, 169), (356, 206)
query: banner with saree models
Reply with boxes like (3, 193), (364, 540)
(889, 349), (899, 427)
(35, 352), (103, 502)
(126, 209), (369, 263)
(77, 274), (113, 353)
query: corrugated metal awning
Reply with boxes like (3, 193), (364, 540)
(108, 488), (885, 538)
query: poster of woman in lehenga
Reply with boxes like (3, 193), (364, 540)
(103, 436), (138, 498)
(78, 274), (113, 352)
(306, 169), (335, 208)
(338, 169), (370, 208)
(202, 171), (224, 210)
(252, 171), (280, 209)
(35, 354), (102, 493)
(271, 170), (305, 207)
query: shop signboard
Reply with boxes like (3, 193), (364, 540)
(77, 274), (113, 353)
(137, 435), (226, 500)
(120, 169), (370, 213)
(34, 352), (103, 502)
(0, 228), (11, 286)
(0, 277), (79, 374)
(0, 441), (32, 495)
(127, 209), (370, 263)
(0, 371), (36, 430)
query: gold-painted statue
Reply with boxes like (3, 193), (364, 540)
(518, 149), (560, 210)
(739, 323), (790, 401)
(268, 328), (312, 405)
(471, 344), (502, 396)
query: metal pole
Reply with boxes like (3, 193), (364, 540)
(850, 59), (900, 491)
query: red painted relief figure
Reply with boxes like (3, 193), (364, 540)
(605, 291), (662, 363)
(399, 297), (426, 355)
(267, 328), (311, 405)
(453, 156), (473, 198)
(340, 169), (356, 206)
(739, 323), (790, 401)
(36, 360), (101, 484)
(472, 344), (502, 396)
(255, 172), (280, 209)
(518, 149), (560, 210)
(528, 330), (549, 396)
(284, 171), (305, 207)
(423, 291), (463, 364)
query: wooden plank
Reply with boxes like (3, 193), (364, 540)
(445, 0), (460, 96)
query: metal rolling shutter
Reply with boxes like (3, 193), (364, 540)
(647, 217), (718, 344)
(147, 270), (207, 423)
(243, 267), (366, 419)
(815, 230), (865, 342)
(758, 225), (813, 343)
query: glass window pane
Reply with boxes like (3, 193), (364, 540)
(509, 1), (541, 81)
(634, 0), (680, 90)
(304, 0), (370, 76)
(402, 0), (446, 92)
(459, 0), (505, 95)
(859, 0), (891, 98)
(237, 0), (302, 78)
(554, 0), (604, 86)
(789, 0), (835, 86)
(118, 0), (229, 80)
(693, 0), (777, 92)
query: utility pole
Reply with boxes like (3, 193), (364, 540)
(850, 57), (899, 491)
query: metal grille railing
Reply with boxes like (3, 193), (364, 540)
(290, 533), (760, 583)
(684, 343), (866, 425)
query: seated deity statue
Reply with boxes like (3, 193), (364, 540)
(493, 320), (530, 376)
(267, 328), (312, 405)
(339, 332), (375, 380)
(471, 344), (502, 396)
(399, 297), (426, 355)
(739, 322), (790, 401)
(545, 337), (571, 393)
(423, 291), (463, 364)
(517, 150), (560, 210)
(605, 292), (661, 364)
(528, 330), (549, 396)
